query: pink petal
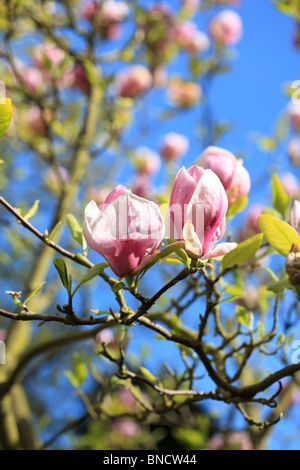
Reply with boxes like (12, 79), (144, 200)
(202, 242), (237, 260)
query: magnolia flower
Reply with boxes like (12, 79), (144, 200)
(160, 132), (189, 161)
(196, 146), (251, 205)
(173, 21), (210, 54)
(33, 43), (66, 70)
(83, 185), (165, 277)
(280, 172), (299, 199)
(81, 0), (129, 39)
(166, 165), (237, 259)
(132, 147), (161, 175)
(168, 79), (202, 108)
(288, 137), (300, 165)
(62, 63), (91, 94)
(114, 65), (153, 98)
(27, 106), (53, 136)
(209, 9), (243, 46)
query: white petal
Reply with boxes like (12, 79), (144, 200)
(182, 219), (203, 258)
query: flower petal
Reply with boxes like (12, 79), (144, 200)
(202, 242), (238, 260)
(182, 219), (203, 258)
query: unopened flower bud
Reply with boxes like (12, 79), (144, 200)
(286, 244), (300, 285)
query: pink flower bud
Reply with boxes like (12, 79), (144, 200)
(133, 147), (161, 175)
(238, 204), (263, 242)
(14, 62), (44, 93)
(63, 63), (91, 94)
(85, 186), (111, 206)
(81, 0), (129, 39)
(111, 419), (140, 438)
(288, 200), (300, 234)
(287, 102), (300, 133)
(280, 172), (299, 199)
(166, 166), (237, 259)
(33, 43), (66, 70)
(168, 79), (202, 108)
(114, 65), (153, 98)
(130, 175), (157, 202)
(181, 0), (200, 11)
(288, 137), (300, 165)
(95, 328), (116, 346)
(83, 185), (165, 277)
(197, 146), (251, 205)
(160, 132), (189, 161)
(27, 106), (52, 136)
(173, 21), (210, 54)
(46, 166), (69, 193)
(209, 9), (243, 46)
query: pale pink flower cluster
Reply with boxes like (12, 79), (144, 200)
(83, 160), (240, 276)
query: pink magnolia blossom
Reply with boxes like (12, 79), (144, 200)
(173, 21), (210, 54)
(168, 79), (202, 108)
(166, 165), (237, 259)
(209, 9), (243, 46)
(83, 185), (165, 277)
(181, 0), (200, 11)
(33, 43), (66, 70)
(81, 0), (129, 39)
(95, 328), (116, 346)
(62, 63), (91, 94)
(197, 146), (251, 205)
(14, 62), (44, 93)
(288, 200), (300, 234)
(160, 132), (189, 161)
(114, 65), (153, 98)
(280, 172), (299, 199)
(288, 137), (300, 165)
(133, 147), (161, 175)
(238, 204), (263, 242)
(130, 175), (157, 202)
(209, 431), (253, 451)
(27, 106), (52, 136)
(287, 102), (300, 133)
(111, 419), (140, 438)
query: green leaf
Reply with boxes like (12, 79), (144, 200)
(267, 278), (293, 294)
(90, 309), (110, 315)
(24, 281), (46, 305)
(220, 295), (240, 303)
(23, 200), (39, 221)
(66, 213), (86, 250)
(271, 174), (291, 217)
(72, 262), (109, 297)
(0, 98), (12, 139)
(226, 194), (248, 219)
(53, 258), (71, 293)
(258, 214), (300, 256)
(221, 234), (263, 270)
(73, 352), (88, 386)
(257, 321), (265, 339)
(236, 305), (253, 329)
(64, 370), (80, 389)
(277, 332), (286, 347)
(139, 366), (156, 382)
